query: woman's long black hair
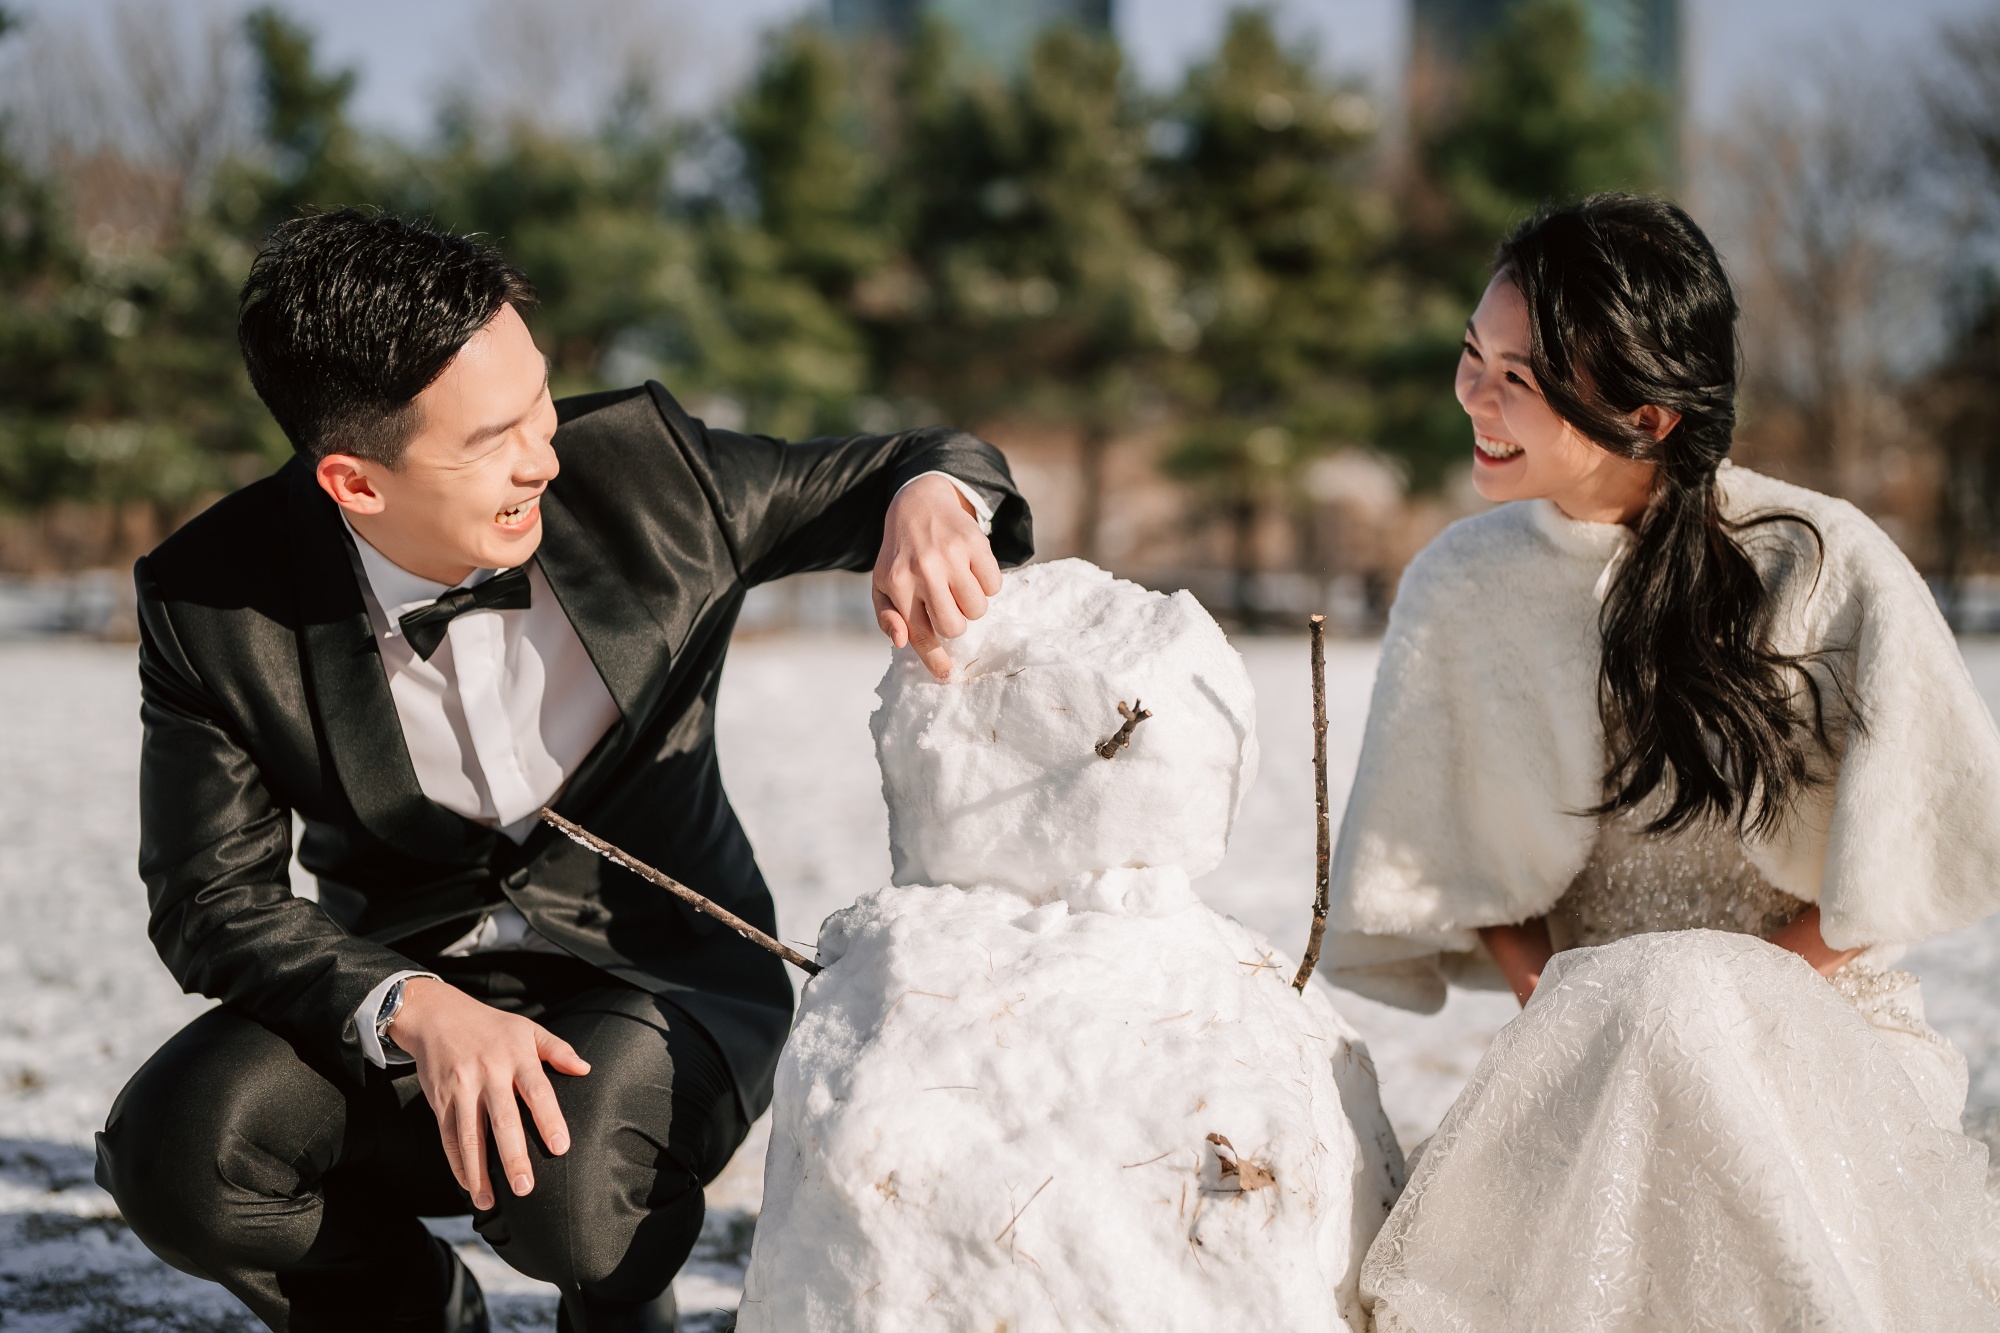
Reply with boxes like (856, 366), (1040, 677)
(1496, 193), (1839, 836)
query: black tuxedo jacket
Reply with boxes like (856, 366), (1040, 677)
(133, 382), (1032, 1117)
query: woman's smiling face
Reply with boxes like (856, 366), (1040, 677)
(1456, 273), (1659, 525)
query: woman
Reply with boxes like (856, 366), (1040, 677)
(1328, 194), (2000, 1330)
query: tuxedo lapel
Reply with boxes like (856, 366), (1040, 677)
(287, 465), (492, 863)
(531, 484), (676, 810)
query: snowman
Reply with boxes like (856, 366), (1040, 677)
(737, 559), (1403, 1333)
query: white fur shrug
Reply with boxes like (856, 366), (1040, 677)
(1328, 464), (2000, 1012)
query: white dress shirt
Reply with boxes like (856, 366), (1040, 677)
(345, 520), (622, 838)
(343, 473), (994, 1066)
(343, 515), (621, 1064)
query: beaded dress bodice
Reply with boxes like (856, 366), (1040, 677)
(1547, 810), (1808, 953)
(1546, 810), (1934, 1035)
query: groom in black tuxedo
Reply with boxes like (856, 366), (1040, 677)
(92, 210), (1032, 1332)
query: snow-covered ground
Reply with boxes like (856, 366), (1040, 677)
(5, 631), (1999, 1329)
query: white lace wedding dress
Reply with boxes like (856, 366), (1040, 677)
(1360, 812), (2000, 1332)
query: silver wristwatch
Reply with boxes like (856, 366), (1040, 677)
(375, 974), (434, 1059)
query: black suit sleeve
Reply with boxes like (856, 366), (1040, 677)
(648, 387), (1034, 587)
(135, 559), (416, 1082)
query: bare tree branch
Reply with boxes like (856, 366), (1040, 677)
(1696, 56), (1941, 510)
(0, 3), (248, 242)
(113, 2), (244, 201)
(442, 0), (700, 136)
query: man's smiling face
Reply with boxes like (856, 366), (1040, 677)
(317, 302), (559, 584)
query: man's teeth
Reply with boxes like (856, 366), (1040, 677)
(497, 497), (538, 523)
(1475, 434), (1523, 460)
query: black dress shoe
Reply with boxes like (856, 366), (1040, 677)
(384, 1235), (489, 1333)
(555, 1284), (679, 1333)
(440, 1239), (491, 1333)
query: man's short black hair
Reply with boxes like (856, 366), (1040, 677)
(238, 208), (537, 466)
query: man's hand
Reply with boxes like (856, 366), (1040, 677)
(873, 473), (1002, 680)
(390, 977), (591, 1211)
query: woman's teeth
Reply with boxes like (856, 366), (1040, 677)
(1474, 433), (1523, 461)
(496, 496), (539, 525)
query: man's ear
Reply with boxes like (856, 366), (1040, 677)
(316, 455), (388, 515)
(1630, 404), (1683, 442)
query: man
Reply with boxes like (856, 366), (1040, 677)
(93, 209), (1032, 1332)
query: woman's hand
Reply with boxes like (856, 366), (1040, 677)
(872, 474), (1002, 680)
(1480, 917), (1555, 1007)
(1768, 905), (1864, 976)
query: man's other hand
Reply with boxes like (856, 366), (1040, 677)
(872, 473), (1003, 680)
(390, 977), (591, 1211)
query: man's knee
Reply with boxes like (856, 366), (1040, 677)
(98, 1007), (346, 1273)
(559, 992), (745, 1183)
(478, 1095), (708, 1302)
(481, 996), (742, 1299)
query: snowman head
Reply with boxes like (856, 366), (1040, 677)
(872, 559), (1259, 901)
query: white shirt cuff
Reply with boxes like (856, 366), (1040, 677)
(898, 470), (994, 536)
(355, 969), (440, 1068)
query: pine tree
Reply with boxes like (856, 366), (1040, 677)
(226, 8), (375, 229)
(1419, 0), (1665, 297)
(0, 6), (279, 523)
(1151, 11), (1382, 617)
(887, 20), (1171, 558)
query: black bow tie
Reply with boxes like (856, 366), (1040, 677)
(397, 563), (533, 660)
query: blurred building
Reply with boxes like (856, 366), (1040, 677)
(1408, 0), (1681, 117)
(830, 0), (1113, 72)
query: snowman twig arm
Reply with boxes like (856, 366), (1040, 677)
(1293, 616), (1331, 993)
(540, 808), (824, 976)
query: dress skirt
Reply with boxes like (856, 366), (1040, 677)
(1361, 930), (2000, 1332)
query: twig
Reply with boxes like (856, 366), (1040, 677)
(1095, 699), (1153, 759)
(1293, 615), (1332, 992)
(995, 1175), (1055, 1244)
(539, 807), (823, 976)
(883, 989), (956, 1022)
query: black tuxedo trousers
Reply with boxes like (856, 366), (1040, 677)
(98, 954), (735, 1330)
(99, 382), (1033, 1327)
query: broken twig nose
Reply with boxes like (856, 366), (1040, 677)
(1096, 699), (1153, 759)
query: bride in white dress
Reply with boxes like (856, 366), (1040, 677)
(1327, 193), (2000, 1331)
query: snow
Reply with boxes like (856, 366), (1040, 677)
(4, 629), (2000, 1328)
